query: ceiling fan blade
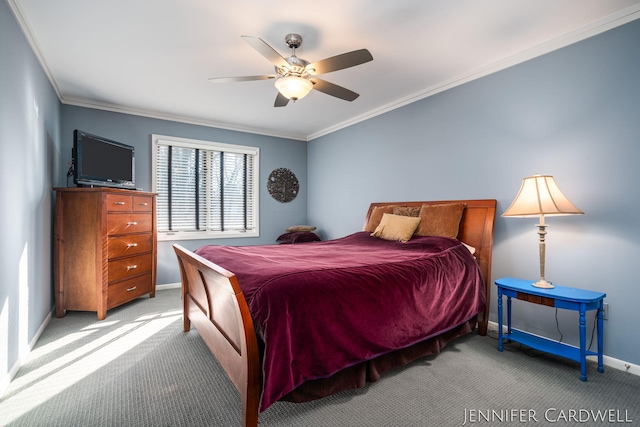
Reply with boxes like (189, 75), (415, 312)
(307, 49), (373, 75)
(241, 36), (290, 70)
(310, 78), (359, 101)
(208, 75), (276, 83)
(274, 92), (290, 107)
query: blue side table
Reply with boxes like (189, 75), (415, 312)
(495, 277), (606, 381)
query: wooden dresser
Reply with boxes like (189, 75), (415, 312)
(54, 187), (157, 320)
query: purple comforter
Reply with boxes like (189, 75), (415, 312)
(195, 231), (485, 411)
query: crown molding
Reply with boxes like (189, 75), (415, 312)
(7, 0), (63, 100)
(307, 5), (640, 140)
(60, 96), (308, 141)
(9, 1), (640, 142)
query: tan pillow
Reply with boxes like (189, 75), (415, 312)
(416, 203), (465, 239)
(364, 205), (397, 232)
(370, 213), (421, 243)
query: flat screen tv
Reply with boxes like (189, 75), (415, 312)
(72, 130), (135, 189)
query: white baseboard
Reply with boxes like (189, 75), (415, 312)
(601, 354), (640, 376)
(0, 308), (53, 398)
(156, 282), (181, 290)
(487, 321), (639, 377)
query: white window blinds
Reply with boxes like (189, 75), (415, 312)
(152, 135), (259, 240)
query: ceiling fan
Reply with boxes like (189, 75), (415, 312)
(209, 33), (373, 107)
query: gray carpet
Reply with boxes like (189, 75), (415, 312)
(1, 288), (638, 426)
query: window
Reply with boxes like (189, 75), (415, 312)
(152, 134), (259, 241)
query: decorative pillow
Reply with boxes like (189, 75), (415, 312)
(370, 213), (421, 243)
(285, 225), (316, 233)
(393, 206), (421, 217)
(277, 231), (321, 244)
(462, 242), (476, 255)
(416, 203), (465, 239)
(364, 205), (397, 232)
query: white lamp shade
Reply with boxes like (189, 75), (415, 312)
(503, 174), (584, 217)
(274, 76), (313, 100)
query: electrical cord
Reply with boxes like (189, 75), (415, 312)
(66, 162), (74, 187)
(558, 307), (599, 351)
(487, 327), (546, 357)
(588, 312), (597, 350)
(555, 308), (563, 343)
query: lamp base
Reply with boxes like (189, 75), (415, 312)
(532, 279), (554, 289)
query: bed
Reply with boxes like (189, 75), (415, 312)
(173, 199), (496, 426)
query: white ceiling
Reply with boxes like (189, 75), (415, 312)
(9, 0), (640, 141)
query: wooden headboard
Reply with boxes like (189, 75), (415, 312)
(364, 199), (497, 335)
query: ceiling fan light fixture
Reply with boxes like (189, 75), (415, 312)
(275, 76), (313, 101)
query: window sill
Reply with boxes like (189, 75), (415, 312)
(157, 230), (259, 242)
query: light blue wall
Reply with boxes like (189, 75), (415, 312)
(1, 1), (61, 390)
(60, 106), (307, 285)
(3, 0), (640, 395)
(308, 20), (640, 365)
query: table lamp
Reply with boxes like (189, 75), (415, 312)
(503, 174), (583, 288)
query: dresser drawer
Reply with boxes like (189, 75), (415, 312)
(133, 195), (153, 212)
(107, 213), (152, 235)
(106, 194), (133, 212)
(108, 253), (153, 283)
(108, 274), (152, 309)
(108, 234), (153, 259)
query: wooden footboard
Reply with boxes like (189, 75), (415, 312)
(173, 244), (261, 427)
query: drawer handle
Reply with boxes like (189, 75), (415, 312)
(127, 222), (138, 226)
(126, 243), (138, 248)
(114, 201), (126, 205)
(138, 202), (148, 206)
(126, 265), (138, 271)
(126, 286), (137, 292)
